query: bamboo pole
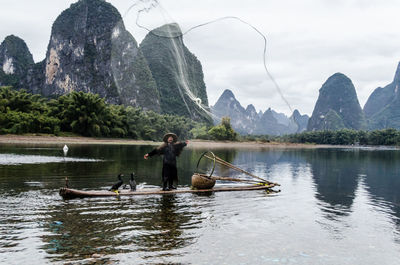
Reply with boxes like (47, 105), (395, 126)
(204, 154), (280, 186)
(195, 173), (272, 186)
(211, 175), (277, 187)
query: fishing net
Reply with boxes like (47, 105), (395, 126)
(110, 0), (298, 127)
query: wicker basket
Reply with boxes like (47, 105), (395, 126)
(191, 173), (216, 189)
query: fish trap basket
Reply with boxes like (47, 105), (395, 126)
(191, 173), (216, 189)
(192, 151), (217, 189)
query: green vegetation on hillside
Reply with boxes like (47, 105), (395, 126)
(0, 69), (20, 88)
(0, 87), (199, 140)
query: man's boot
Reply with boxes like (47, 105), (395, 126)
(162, 178), (170, 191)
(168, 178), (176, 189)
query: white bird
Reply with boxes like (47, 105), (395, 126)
(63, 145), (68, 156)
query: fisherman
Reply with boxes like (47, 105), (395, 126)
(144, 133), (188, 191)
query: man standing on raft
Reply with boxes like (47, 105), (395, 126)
(144, 133), (189, 191)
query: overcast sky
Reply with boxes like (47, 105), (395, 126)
(1, 0), (400, 116)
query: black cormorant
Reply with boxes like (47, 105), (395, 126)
(129, 172), (137, 191)
(109, 173), (123, 195)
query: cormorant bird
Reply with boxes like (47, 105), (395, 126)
(129, 172), (137, 191)
(109, 174), (123, 195)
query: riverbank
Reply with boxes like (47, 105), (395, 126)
(0, 134), (352, 149)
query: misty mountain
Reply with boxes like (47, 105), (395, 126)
(307, 73), (366, 131)
(364, 62), (400, 129)
(1, 0), (163, 112)
(0, 35), (34, 88)
(40, 0), (161, 111)
(291, 109), (309, 132)
(1, 0), (212, 119)
(212, 89), (308, 135)
(140, 23), (210, 122)
(211, 89), (256, 134)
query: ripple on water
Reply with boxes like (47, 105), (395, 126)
(7, 191), (215, 263)
(0, 153), (102, 165)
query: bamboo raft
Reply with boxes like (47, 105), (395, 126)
(59, 151), (280, 200)
(59, 185), (277, 200)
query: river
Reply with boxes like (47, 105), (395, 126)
(0, 143), (399, 264)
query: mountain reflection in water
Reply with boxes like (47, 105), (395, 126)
(0, 144), (399, 264)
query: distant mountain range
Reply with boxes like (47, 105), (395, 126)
(211, 89), (309, 135)
(213, 62), (400, 134)
(1, 0), (400, 133)
(308, 63), (400, 131)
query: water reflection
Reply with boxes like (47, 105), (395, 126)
(361, 150), (400, 234)
(40, 194), (203, 262)
(133, 195), (197, 254)
(306, 149), (360, 218)
(225, 148), (400, 238)
(1, 143), (400, 264)
(302, 148), (400, 242)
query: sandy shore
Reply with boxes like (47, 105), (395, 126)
(0, 134), (344, 149)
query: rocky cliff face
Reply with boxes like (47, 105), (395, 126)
(29, 0), (160, 111)
(0, 35), (34, 87)
(140, 23), (210, 121)
(364, 62), (400, 129)
(212, 89), (307, 135)
(307, 73), (366, 131)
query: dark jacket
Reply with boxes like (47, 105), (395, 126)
(148, 142), (187, 166)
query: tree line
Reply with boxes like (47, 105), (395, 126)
(2, 86), (400, 145)
(0, 86), (200, 140)
(242, 128), (400, 146)
(281, 128), (400, 146)
(0, 86), (239, 141)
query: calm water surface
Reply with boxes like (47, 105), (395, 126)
(0, 143), (399, 264)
